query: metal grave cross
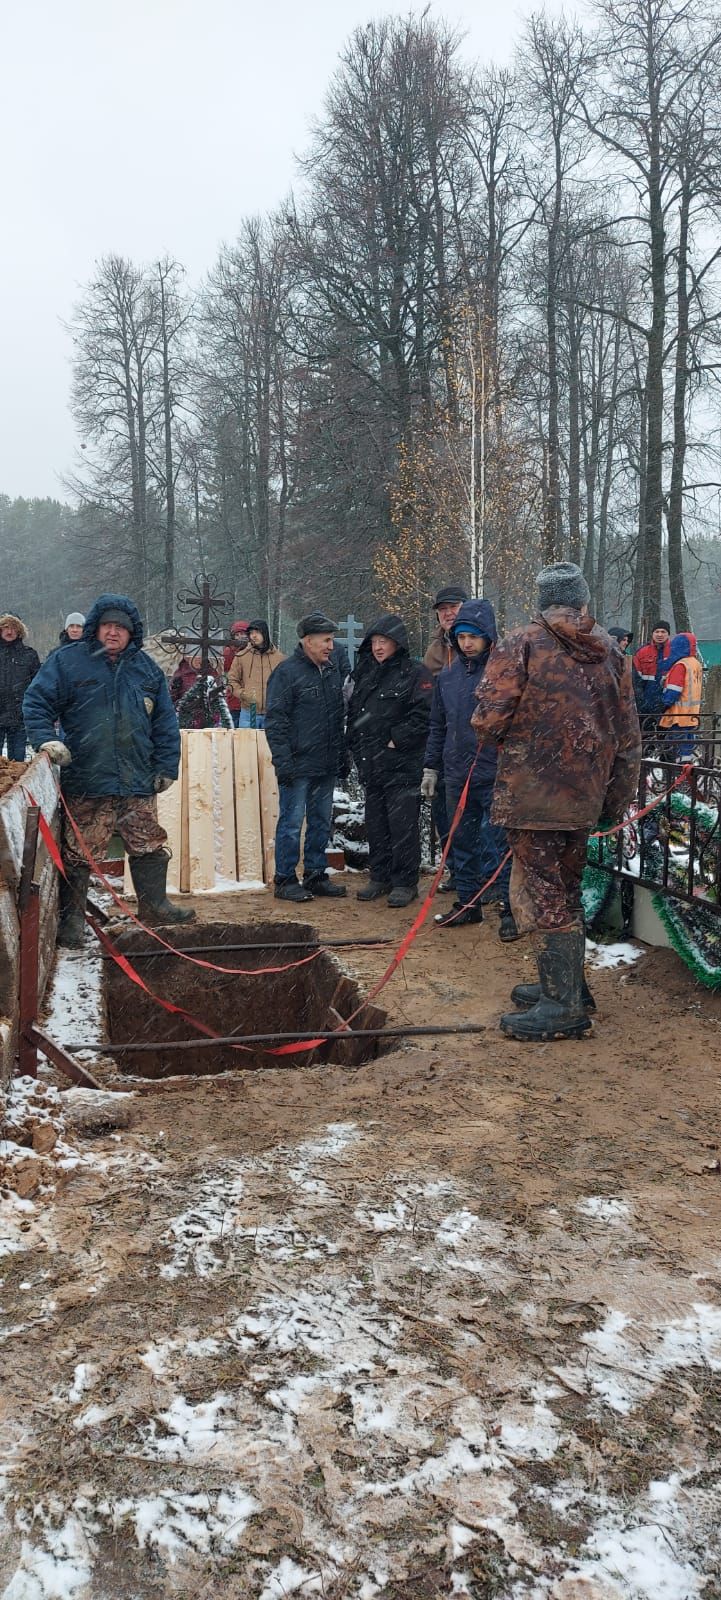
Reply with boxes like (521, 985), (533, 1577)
(336, 611), (365, 669)
(160, 574), (238, 677)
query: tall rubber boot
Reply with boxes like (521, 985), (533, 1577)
(501, 929), (592, 1041)
(511, 915), (595, 1011)
(129, 852), (195, 925)
(57, 865), (90, 948)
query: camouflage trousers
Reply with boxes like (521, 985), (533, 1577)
(62, 795), (167, 871)
(506, 828), (589, 935)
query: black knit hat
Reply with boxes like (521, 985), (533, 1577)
(98, 606), (134, 630)
(433, 584), (469, 607)
(652, 620), (671, 633)
(297, 611), (338, 638)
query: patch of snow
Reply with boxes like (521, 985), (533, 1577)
(67, 1364), (96, 1403)
(574, 1521), (703, 1598)
(113, 1485), (260, 1562)
(259, 1557), (323, 1598)
(585, 939), (643, 969)
(42, 945), (104, 1052)
(1, 1514), (92, 1600)
(576, 1198), (632, 1223)
(143, 1393), (235, 1461)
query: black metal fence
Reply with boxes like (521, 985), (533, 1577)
(594, 757), (721, 914)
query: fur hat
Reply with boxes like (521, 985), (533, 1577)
(0, 613), (27, 639)
(536, 562), (590, 611)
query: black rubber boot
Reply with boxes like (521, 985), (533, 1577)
(129, 852), (195, 924)
(501, 930), (592, 1041)
(303, 873), (347, 898)
(498, 903), (520, 942)
(275, 877), (313, 902)
(435, 900), (482, 928)
(511, 975), (596, 1012)
(357, 880), (391, 901)
(57, 865), (90, 948)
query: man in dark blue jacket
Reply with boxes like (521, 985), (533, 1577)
(423, 599), (516, 938)
(23, 593), (192, 946)
(264, 612), (348, 903)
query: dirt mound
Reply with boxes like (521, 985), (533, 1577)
(625, 943), (721, 1013)
(0, 757), (29, 799)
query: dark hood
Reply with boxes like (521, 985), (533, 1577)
(248, 619), (272, 652)
(539, 606), (609, 664)
(666, 631), (697, 669)
(359, 613), (410, 659)
(450, 598), (497, 661)
(84, 593), (144, 652)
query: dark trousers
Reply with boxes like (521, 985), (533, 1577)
(0, 727), (26, 760)
(365, 780), (421, 888)
(446, 781), (511, 907)
(506, 828), (588, 934)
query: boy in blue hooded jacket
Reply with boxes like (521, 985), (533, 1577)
(422, 599), (516, 938)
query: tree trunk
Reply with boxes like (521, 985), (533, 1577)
(665, 170), (691, 631)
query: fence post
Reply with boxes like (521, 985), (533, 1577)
(17, 808), (40, 1078)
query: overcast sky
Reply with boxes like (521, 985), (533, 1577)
(1, 0), (563, 500)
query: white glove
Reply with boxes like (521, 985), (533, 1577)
(40, 740), (72, 767)
(154, 775), (175, 792)
(421, 768), (438, 799)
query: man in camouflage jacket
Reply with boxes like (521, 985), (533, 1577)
(471, 562), (641, 1041)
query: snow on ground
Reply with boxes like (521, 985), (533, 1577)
(1, 1115), (719, 1597)
(585, 939), (644, 970)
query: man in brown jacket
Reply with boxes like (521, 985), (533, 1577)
(226, 620), (285, 727)
(471, 562), (641, 1041)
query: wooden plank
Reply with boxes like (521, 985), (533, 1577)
(256, 732), (279, 886)
(186, 729), (215, 892)
(213, 730), (237, 884)
(179, 729), (190, 893)
(232, 730), (263, 883)
(157, 772), (183, 893)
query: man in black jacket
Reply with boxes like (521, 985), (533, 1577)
(0, 613), (40, 760)
(265, 613), (348, 903)
(347, 615), (433, 908)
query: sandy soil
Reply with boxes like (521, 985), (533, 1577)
(1, 879), (720, 1598)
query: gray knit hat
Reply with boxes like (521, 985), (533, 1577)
(536, 561), (590, 611)
(64, 612), (85, 629)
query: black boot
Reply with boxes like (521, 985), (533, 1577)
(435, 900), (482, 928)
(129, 852), (195, 924)
(357, 880), (391, 901)
(303, 873), (347, 898)
(501, 930), (592, 1041)
(57, 865), (90, 948)
(498, 903), (520, 942)
(511, 975), (596, 1011)
(387, 885), (418, 908)
(275, 877), (313, 902)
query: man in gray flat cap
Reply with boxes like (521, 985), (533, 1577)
(264, 612), (348, 903)
(472, 562), (641, 1042)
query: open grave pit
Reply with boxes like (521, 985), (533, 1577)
(103, 918), (388, 1077)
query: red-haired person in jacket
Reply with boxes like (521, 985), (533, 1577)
(659, 633), (702, 763)
(224, 621), (249, 727)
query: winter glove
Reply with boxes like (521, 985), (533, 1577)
(40, 740), (72, 767)
(420, 768), (438, 799)
(154, 775), (175, 793)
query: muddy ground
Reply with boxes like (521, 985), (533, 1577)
(1, 879), (720, 1598)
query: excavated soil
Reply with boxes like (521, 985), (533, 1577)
(1, 879), (721, 1597)
(0, 756), (29, 799)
